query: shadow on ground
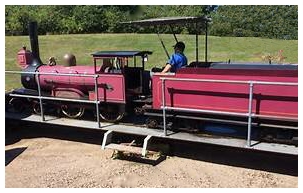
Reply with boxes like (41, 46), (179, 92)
(5, 147), (27, 166)
(168, 140), (298, 176)
(5, 118), (298, 176)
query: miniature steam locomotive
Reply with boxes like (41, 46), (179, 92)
(6, 20), (298, 145)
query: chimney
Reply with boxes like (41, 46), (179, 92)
(28, 21), (43, 66)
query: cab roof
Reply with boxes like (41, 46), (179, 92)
(92, 51), (152, 58)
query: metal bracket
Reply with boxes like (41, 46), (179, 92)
(101, 130), (113, 150)
(245, 145), (254, 149)
(142, 135), (152, 157)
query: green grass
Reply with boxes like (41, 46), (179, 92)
(5, 33), (298, 90)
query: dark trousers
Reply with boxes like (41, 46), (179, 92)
(151, 67), (164, 73)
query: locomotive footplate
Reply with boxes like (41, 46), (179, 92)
(5, 112), (298, 155)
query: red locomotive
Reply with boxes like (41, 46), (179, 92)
(7, 18), (298, 145)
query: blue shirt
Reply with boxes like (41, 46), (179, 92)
(167, 53), (187, 72)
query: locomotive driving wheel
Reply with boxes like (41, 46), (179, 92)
(99, 104), (124, 123)
(32, 101), (42, 114)
(61, 104), (85, 119)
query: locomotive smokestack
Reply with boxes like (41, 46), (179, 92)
(28, 21), (42, 65)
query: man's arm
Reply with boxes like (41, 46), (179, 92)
(161, 64), (172, 74)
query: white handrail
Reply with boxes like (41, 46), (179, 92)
(160, 77), (298, 86)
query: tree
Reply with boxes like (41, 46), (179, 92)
(5, 5), (297, 40)
(209, 5), (298, 39)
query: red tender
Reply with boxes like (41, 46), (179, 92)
(152, 68), (298, 119)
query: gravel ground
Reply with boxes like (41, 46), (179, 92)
(5, 122), (298, 188)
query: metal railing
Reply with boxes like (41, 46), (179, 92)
(160, 77), (298, 147)
(5, 70), (298, 147)
(5, 70), (102, 128)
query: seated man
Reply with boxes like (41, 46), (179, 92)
(152, 41), (188, 74)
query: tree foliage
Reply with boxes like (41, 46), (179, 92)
(5, 5), (297, 40)
(209, 5), (298, 39)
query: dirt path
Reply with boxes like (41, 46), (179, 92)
(5, 135), (297, 188)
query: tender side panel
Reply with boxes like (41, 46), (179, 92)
(253, 84), (297, 118)
(152, 69), (298, 119)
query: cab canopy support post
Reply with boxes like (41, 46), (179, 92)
(140, 56), (144, 93)
(205, 21), (208, 63)
(93, 58), (97, 73)
(169, 25), (178, 43)
(195, 22), (199, 63)
(157, 30), (170, 60)
(141, 56), (145, 69)
(134, 56), (136, 67)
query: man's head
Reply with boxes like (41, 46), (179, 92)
(173, 41), (185, 53)
(63, 53), (76, 66)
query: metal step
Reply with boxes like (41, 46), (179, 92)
(101, 130), (154, 157)
(105, 143), (147, 155)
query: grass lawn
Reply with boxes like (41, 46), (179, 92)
(5, 33), (298, 90)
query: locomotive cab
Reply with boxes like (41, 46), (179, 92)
(92, 51), (152, 97)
